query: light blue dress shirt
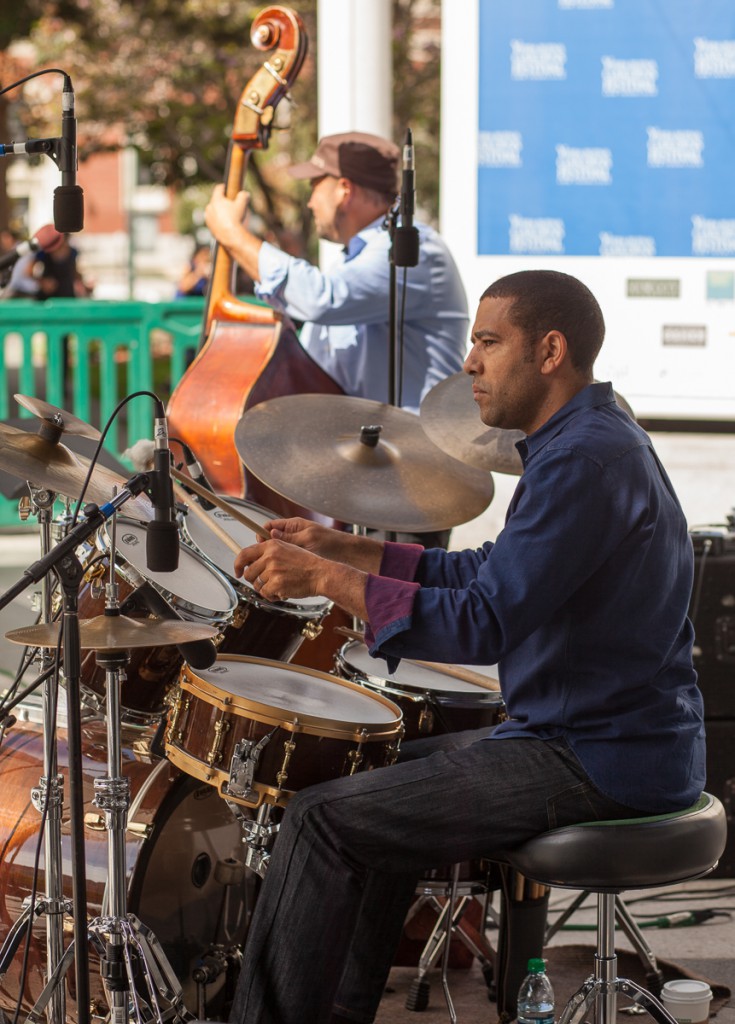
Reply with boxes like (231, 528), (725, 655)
(255, 217), (469, 412)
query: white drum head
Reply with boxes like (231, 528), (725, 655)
(101, 518), (236, 616)
(183, 498), (328, 612)
(342, 641), (500, 698)
(196, 657), (399, 727)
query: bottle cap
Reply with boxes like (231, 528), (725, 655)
(527, 958), (547, 972)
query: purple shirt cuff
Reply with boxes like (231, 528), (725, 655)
(363, 543), (424, 650)
(379, 541), (424, 581)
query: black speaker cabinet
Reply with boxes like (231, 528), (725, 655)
(689, 527), (735, 719)
(702, 720), (735, 878)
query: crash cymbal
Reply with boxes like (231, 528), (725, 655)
(14, 394), (102, 441)
(6, 616), (218, 651)
(420, 374), (637, 476)
(0, 422), (153, 519)
(234, 394), (494, 532)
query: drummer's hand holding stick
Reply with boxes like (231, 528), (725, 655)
(266, 517), (384, 571)
(234, 519), (379, 620)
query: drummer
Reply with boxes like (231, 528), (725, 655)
(228, 269), (705, 1024)
(204, 130), (469, 549)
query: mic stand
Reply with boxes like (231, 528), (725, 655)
(0, 475), (148, 1024)
(0, 485), (70, 1024)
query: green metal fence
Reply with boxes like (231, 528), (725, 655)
(0, 297), (206, 526)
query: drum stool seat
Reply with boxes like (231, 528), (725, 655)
(504, 792), (727, 1024)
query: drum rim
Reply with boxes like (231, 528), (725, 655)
(177, 655), (403, 740)
(335, 641), (504, 706)
(179, 497), (331, 617)
(97, 516), (238, 623)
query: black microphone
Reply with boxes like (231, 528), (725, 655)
(122, 582), (217, 670)
(145, 401), (180, 573)
(0, 224), (63, 271)
(393, 127), (420, 268)
(181, 444), (217, 511)
(53, 76), (84, 233)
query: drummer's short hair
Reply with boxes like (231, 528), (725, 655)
(481, 270), (605, 373)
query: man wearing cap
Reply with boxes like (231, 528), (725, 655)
(204, 131), (469, 415)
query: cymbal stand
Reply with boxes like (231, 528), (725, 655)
(88, 514), (192, 1022)
(0, 486), (70, 1024)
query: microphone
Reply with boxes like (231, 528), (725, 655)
(121, 582), (217, 670)
(393, 127), (420, 268)
(145, 401), (180, 573)
(0, 224), (63, 271)
(181, 444), (216, 511)
(53, 77), (84, 233)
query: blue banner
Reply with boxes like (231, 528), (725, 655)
(478, 0), (735, 256)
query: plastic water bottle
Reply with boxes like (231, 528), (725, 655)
(517, 957), (555, 1024)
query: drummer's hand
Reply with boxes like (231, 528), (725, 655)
(235, 537), (324, 602)
(204, 183), (250, 249)
(236, 538), (370, 619)
(266, 518), (384, 573)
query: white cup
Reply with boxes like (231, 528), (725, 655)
(661, 979), (713, 1024)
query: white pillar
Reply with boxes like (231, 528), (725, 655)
(317, 0), (393, 139)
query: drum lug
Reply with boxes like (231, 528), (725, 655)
(346, 729), (369, 775)
(301, 618), (323, 641)
(417, 703), (435, 734)
(206, 712), (231, 766)
(226, 731), (275, 805)
(275, 736), (297, 789)
(165, 687), (190, 746)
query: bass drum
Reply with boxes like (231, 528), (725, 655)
(0, 718), (253, 1022)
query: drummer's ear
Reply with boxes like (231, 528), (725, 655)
(538, 329), (567, 376)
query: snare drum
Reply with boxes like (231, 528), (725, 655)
(165, 655), (403, 809)
(180, 497), (331, 662)
(335, 640), (504, 740)
(78, 517), (238, 724)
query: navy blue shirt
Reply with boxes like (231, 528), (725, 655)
(366, 383), (705, 812)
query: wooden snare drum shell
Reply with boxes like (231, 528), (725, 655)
(165, 655), (403, 809)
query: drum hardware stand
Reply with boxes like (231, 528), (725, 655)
(226, 800), (280, 879)
(0, 485), (70, 1024)
(0, 475), (149, 1024)
(404, 864), (494, 1018)
(192, 945), (241, 1021)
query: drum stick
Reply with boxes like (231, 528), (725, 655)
(333, 626), (501, 692)
(172, 481), (242, 556)
(170, 467), (269, 540)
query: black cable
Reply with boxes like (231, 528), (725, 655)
(71, 389), (159, 525)
(0, 69), (70, 98)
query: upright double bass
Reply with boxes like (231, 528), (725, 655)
(167, 6), (344, 515)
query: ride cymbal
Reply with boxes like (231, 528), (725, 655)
(420, 373), (636, 476)
(234, 394), (494, 532)
(0, 422), (153, 518)
(14, 394), (102, 441)
(6, 616), (219, 651)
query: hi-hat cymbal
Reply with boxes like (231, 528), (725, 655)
(14, 394), (102, 441)
(6, 616), (218, 651)
(234, 394), (495, 532)
(0, 422), (152, 518)
(420, 374), (636, 476)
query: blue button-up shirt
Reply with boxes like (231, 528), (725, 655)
(256, 217), (469, 412)
(364, 383), (705, 812)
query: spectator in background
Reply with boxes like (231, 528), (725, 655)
(0, 228), (40, 298)
(34, 234), (93, 300)
(175, 242), (212, 297)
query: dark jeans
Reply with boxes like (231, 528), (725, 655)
(229, 733), (646, 1024)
